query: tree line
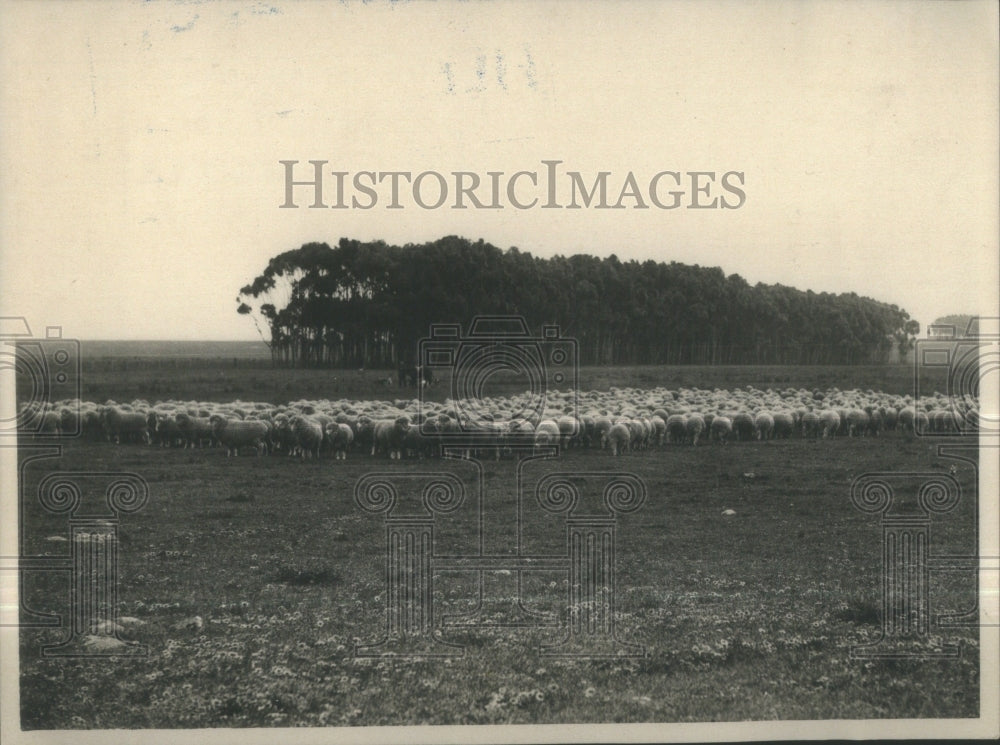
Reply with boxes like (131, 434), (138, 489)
(237, 236), (920, 368)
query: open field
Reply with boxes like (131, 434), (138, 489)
(16, 356), (980, 728)
(66, 355), (947, 406)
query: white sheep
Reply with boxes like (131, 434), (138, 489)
(534, 419), (561, 450)
(373, 416), (410, 460)
(649, 415), (666, 446)
(665, 414), (687, 444)
(732, 412), (755, 441)
(605, 422), (630, 456)
(753, 412), (774, 441)
(174, 412), (214, 448)
(771, 412), (795, 439)
(685, 414), (706, 446)
(208, 415), (268, 456)
(800, 411), (820, 438)
(845, 409), (870, 437)
(101, 406), (150, 444)
(325, 421), (354, 460)
(290, 415), (323, 460)
(710, 415), (733, 444)
(819, 409), (841, 439)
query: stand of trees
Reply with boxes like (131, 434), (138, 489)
(237, 236), (920, 368)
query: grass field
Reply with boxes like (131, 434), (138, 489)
(16, 353), (980, 728)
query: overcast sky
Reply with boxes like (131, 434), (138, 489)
(1, 0), (997, 341)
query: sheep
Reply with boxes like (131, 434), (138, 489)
(710, 415), (733, 444)
(665, 414), (687, 444)
(685, 414), (706, 446)
(208, 415), (268, 456)
(16, 403), (61, 438)
(819, 409), (841, 439)
(174, 412), (214, 448)
(534, 419), (561, 450)
(731, 412), (754, 441)
(649, 415), (666, 446)
(898, 406), (916, 433)
(845, 409), (870, 437)
(914, 410), (930, 434)
(626, 419), (647, 450)
(353, 416), (376, 454)
(800, 411), (821, 438)
(882, 407), (898, 431)
(290, 415), (323, 460)
(772, 411), (795, 439)
(868, 408), (884, 436)
(605, 422), (630, 456)
(593, 416), (613, 447)
(753, 412), (775, 441)
(153, 411), (186, 447)
(556, 416), (580, 449)
(101, 406), (150, 444)
(373, 416), (410, 460)
(325, 421), (354, 460)
(578, 414), (597, 448)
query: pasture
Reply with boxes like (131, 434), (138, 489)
(16, 354), (980, 727)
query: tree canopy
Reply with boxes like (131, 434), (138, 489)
(237, 236), (920, 367)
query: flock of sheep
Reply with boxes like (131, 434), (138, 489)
(17, 384), (977, 459)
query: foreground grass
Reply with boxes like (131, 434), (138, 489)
(19, 433), (979, 727)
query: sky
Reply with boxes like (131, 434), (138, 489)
(1, 0), (997, 341)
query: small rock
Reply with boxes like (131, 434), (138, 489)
(118, 616), (146, 627)
(82, 635), (132, 651)
(722, 509), (737, 516)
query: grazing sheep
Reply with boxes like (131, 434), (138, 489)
(753, 412), (775, 441)
(685, 414), (706, 446)
(846, 409), (870, 437)
(649, 415), (666, 446)
(605, 422), (630, 456)
(325, 422), (354, 460)
(732, 412), (755, 441)
(578, 414), (597, 448)
(153, 411), (186, 447)
(174, 412), (214, 448)
(101, 406), (150, 444)
(665, 414), (687, 444)
(819, 409), (841, 439)
(914, 410), (930, 434)
(772, 412), (794, 439)
(710, 415), (733, 444)
(800, 411), (820, 438)
(291, 415), (323, 460)
(208, 415), (268, 456)
(593, 416), (613, 447)
(882, 407), (898, 431)
(373, 416), (410, 460)
(556, 416), (580, 449)
(534, 419), (561, 450)
(865, 408), (883, 437)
